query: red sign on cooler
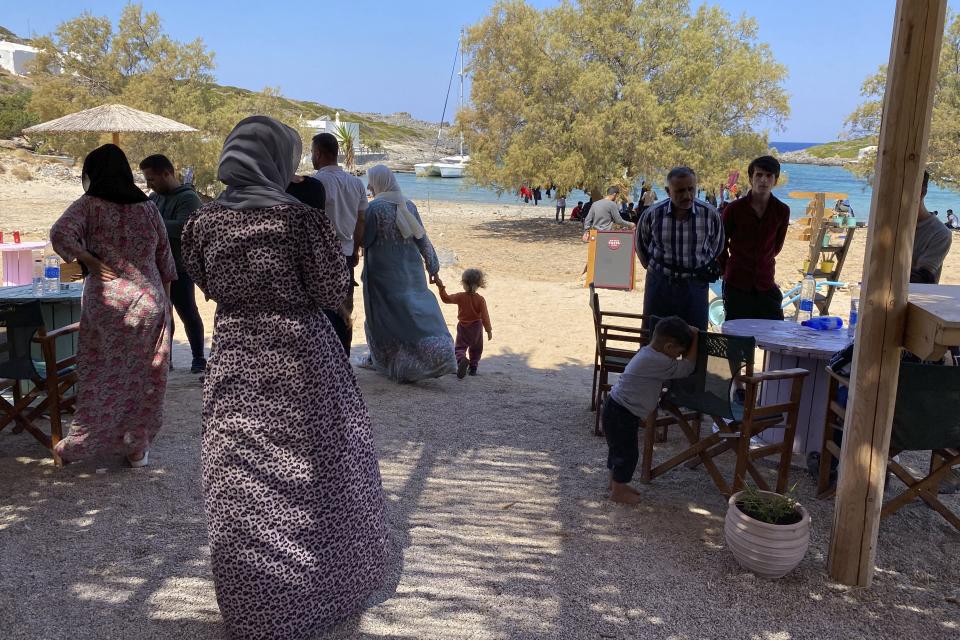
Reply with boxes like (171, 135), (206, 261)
(607, 238), (621, 251)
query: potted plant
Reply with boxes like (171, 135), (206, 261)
(724, 485), (811, 578)
(820, 258), (836, 272)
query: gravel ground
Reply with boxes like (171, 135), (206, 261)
(1, 202), (958, 640)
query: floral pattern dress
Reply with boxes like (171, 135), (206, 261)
(362, 199), (456, 382)
(49, 195), (176, 462)
(182, 202), (388, 639)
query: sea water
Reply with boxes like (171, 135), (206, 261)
(386, 145), (960, 219)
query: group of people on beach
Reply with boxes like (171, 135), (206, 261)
(46, 114), (497, 639)
(595, 155), (954, 503)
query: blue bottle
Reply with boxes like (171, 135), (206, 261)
(802, 316), (843, 331)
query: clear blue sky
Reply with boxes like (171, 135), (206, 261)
(1, 1), (949, 141)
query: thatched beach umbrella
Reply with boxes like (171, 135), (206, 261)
(23, 104), (197, 146)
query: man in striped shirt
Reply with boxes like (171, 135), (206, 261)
(636, 166), (724, 329)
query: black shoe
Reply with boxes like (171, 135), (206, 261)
(468, 366), (478, 376)
(457, 359), (468, 379)
(191, 357), (207, 374)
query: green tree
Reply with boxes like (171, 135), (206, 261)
(460, 0), (788, 199)
(0, 91), (39, 138)
(25, 4), (306, 193)
(845, 12), (960, 185)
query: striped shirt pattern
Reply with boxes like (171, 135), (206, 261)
(636, 198), (725, 278)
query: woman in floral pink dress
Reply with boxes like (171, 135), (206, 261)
(50, 144), (177, 466)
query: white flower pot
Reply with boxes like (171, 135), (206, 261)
(724, 491), (811, 579)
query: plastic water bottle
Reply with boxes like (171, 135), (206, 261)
(802, 316), (843, 331)
(43, 255), (61, 294)
(797, 273), (816, 323)
(32, 253), (44, 296)
(848, 282), (860, 337)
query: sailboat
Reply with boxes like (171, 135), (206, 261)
(415, 29), (470, 178)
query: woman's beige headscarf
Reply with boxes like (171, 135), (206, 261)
(367, 164), (425, 239)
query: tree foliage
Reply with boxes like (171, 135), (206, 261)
(460, 0), (789, 198)
(845, 12), (960, 185)
(25, 4), (308, 193)
(0, 91), (39, 138)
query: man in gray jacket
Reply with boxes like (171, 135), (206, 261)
(583, 186), (635, 233)
(140, 154), (206, 374)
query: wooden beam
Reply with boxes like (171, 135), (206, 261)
(112, 132), (120, 146)
(828, 0), (946, 587)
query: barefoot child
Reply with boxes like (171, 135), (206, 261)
(434, 269), (493, 378)
(604, 317), (699, 504)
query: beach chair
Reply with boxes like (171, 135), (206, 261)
(645, 332), (808, 496)
(0, 301), (79, 465)
(588, 285), (651, 436)
(817, 362), (960, 531)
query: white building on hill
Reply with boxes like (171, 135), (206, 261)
(0, 41), (39, 76)
(303, 112), (361, 151)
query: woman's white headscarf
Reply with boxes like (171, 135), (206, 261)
(217, 115), (304, 210)
(367, 164), (425, 239)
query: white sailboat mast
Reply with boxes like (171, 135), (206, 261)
(458, 27), (465, 158)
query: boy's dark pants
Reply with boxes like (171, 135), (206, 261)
(455, 321), (484, 367)
(603, 396), (642, 483)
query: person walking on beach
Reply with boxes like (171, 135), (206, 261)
(362, 165), (457, 382)
(434, 268), (493, 379)
(50, 144), (176, 466)
(556, 194), (567, 223)
(139, 154), (207, 373)
(718, 155), (790, 321)
(312, 132), (367, 355)
(582, 186), (635, 239)
(636, 166), (724, 330)
(182, 116), (388, 639)
(603, 317), (698, 504)
(533, 186), (542, 206)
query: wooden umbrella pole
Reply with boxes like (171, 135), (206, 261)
(112, 132), (120, 146)
(828, 0), (946, 587)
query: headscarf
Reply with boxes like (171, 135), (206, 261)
(81, 144), (149, 205)
(367, 164), (425, 239)
(216, 115), (304, 210)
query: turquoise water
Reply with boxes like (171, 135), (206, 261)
(389, 161), (960, 221)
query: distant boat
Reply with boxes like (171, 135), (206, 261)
(415, 154), (470, 177)
(417, 29), (469, 179)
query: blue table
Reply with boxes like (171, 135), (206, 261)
(0, 283), (83, 359)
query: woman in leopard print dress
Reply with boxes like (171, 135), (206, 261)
(182, 116), (388, 639)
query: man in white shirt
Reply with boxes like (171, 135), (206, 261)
(312, 133), (368, 355)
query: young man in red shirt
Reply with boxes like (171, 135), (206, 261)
(718, 156), (790, 321)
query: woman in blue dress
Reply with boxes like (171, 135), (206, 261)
(362, 165), (456, 382)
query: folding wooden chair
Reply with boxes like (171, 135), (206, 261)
(588, 285), (651, 435)
(817, 362), (960, 531)
(0, 301), (80, 466)
(645, 332), (808, 496)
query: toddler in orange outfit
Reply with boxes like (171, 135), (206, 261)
(434, 269), (493, 378)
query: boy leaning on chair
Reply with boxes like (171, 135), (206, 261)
(602, 317), (699, 504)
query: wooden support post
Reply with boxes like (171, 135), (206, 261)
(112, 132), (120, 146)
(828, 0), (946, 587)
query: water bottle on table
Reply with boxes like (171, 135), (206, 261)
(802, 316), (843, 331)
(33, 252), (44, 296)
(43, 255), (61, 294)
(797, 272), (816, 322)
(848, 282), (860, 337)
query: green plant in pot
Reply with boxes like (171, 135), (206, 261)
(724, 484), (811, 578)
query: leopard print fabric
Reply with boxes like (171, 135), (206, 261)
(182, 202), (388, 639)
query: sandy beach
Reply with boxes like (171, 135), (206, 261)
(1, 159), (959, 639)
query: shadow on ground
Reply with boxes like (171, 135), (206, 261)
(1, 342), (958, 640)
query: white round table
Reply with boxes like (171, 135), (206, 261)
(721, 319), (853, 455)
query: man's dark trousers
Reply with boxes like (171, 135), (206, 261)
(324, 264), (355, 356)
(722, 283), (784, 321)
(642, 269), (709, 330)
(170, 270), (205, 360)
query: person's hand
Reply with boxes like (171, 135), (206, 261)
(87, 259), (119, 282)
(487, 330), (493, 341)
(581, 231), (590, 242)
(348, 253), (360, 268)
(429, 273), (441, 286)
